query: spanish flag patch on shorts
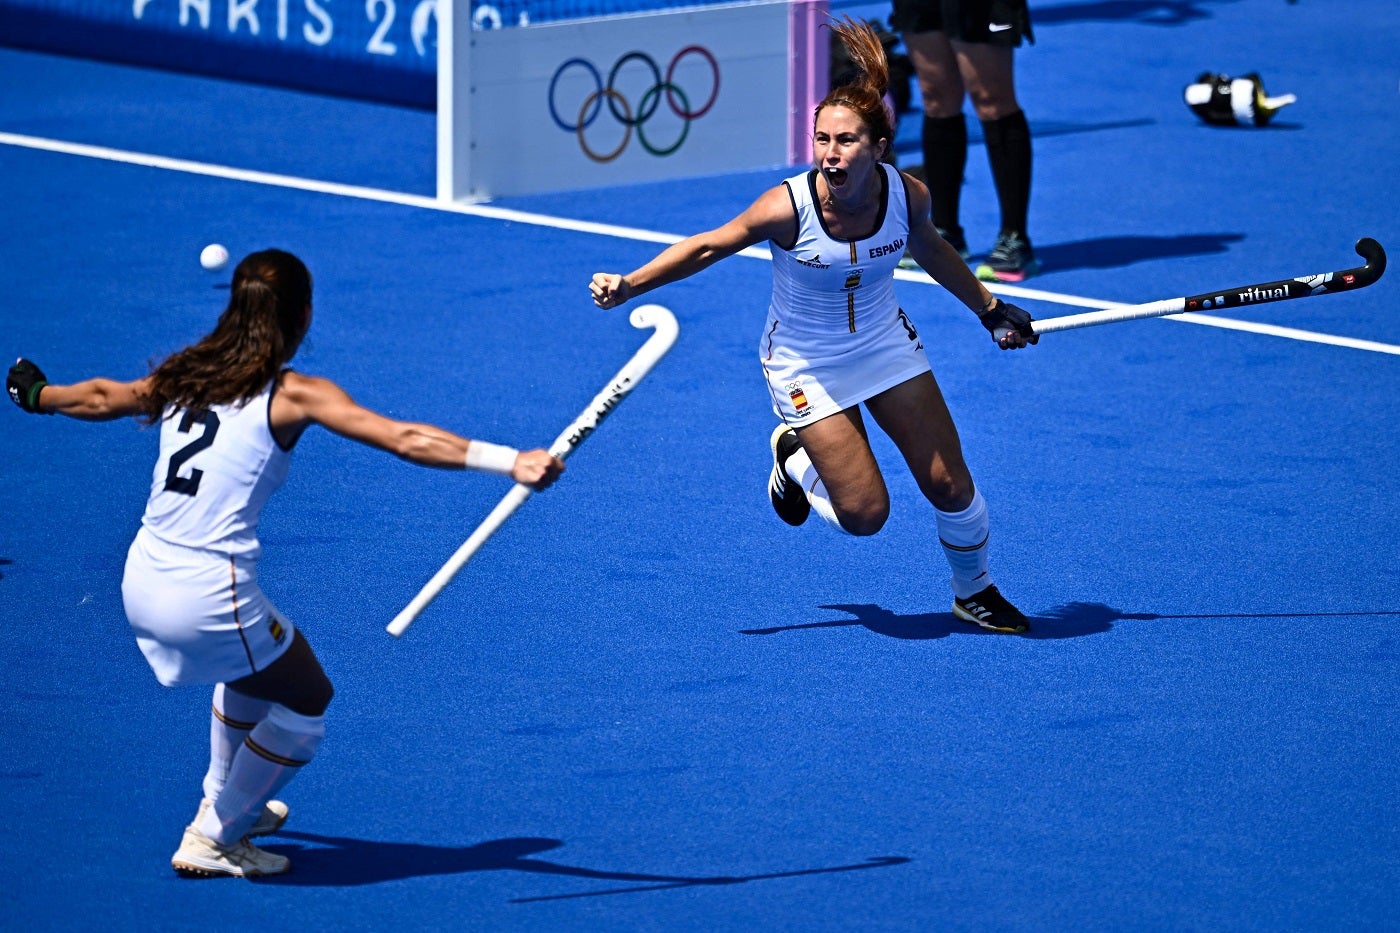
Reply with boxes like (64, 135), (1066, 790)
(787, 382), (809, 413)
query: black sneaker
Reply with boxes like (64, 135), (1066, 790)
(975, 231), (1041, 283)
(952, 585), (1029, 633)
(768, 424), (810, 526)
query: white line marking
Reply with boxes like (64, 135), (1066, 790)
(3, 130), (1394, 356)
(1159, 311), (1400, 354)
(0, 131), (679, 245)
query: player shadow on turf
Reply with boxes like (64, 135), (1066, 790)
(741, 602), (1143, 639)
(743, 602), (1400, 640)
(1031, 232), (1246, 274)
(0, 557), (11, 580)
(257, 832), (909, 893)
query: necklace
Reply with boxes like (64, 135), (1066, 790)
(823, 193), (864, 214)
(821, 180), (870, 214)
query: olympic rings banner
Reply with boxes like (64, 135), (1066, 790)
(439, 0), (829, 200)
(546, 47), (722, 163)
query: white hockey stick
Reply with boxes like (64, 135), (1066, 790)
(1028, 238), (1386, 335)
(387, 304), (680, 638)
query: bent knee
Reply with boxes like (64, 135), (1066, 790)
(924, 472), (976, 513)
(835, 505), (890, 537)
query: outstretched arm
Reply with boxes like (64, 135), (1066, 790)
(899, 173), (1037, 350)
(273, 371), (564, 490)
(590, 184), (796, 309)
(7, 358), (150, 421)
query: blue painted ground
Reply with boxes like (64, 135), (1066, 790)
(1, 0), (1396, 928)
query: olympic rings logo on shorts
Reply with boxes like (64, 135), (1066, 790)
(548, 47), (720, 163)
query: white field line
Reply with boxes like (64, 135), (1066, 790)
(4, 130), (1395, 357)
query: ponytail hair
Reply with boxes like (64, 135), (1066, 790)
(817, 16), (895, 147)
(140, 248), (312, 421)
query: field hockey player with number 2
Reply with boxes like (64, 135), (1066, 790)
(6, 248), (565, 877)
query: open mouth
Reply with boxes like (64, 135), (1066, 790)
(824, 167), (849, 188)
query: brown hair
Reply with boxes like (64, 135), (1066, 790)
(140, 248), (312, 422)
(817, 16), (894, 147)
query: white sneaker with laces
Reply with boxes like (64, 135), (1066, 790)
(171, 826), (290, 877)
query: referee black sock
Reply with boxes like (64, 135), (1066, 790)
(981, 110), (1032, 237)
(921, 113), (968, 236)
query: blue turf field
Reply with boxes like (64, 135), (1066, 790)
(2, 0), (1397, 927)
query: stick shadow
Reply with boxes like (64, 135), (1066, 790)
(255, 832), (908, 896)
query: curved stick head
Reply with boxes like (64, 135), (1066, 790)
(628, 303), (680, 344)
(1354, 237), (1387, 286)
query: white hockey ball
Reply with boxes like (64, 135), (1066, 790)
(200, 243), (230, 272)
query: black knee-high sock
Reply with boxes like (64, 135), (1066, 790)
(981, 110), (1032, 237)
(921, 114), (967, 234)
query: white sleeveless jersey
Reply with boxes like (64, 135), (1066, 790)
(140, 378), (292, 558)
(761, 163), (931, 425)
(769, 162), (909, 336)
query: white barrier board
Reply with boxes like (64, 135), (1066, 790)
(439, 0), (823, 201)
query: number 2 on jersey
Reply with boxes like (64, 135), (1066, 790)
(164, 409), (221, 496)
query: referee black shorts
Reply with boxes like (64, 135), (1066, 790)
(889, 0), (1034, 47)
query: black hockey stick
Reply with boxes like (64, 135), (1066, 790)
(1028, 238), (1386, 335)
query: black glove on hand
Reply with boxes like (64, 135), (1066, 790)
(7, 358), (50, 414)
(978, 299), (1039, 347)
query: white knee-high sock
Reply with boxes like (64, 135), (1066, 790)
(197, 704), (324, 845)
(786, 446), (852, 535)
(936, 489), (992, 599)
(203, 684), (271, 801)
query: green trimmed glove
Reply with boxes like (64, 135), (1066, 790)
(7, 358), (51, 414)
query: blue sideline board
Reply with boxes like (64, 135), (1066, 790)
(0, 0), (735, 108)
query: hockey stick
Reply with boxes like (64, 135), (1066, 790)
(387, 304), (680, 638)
(1027, 238), (1386, 335)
